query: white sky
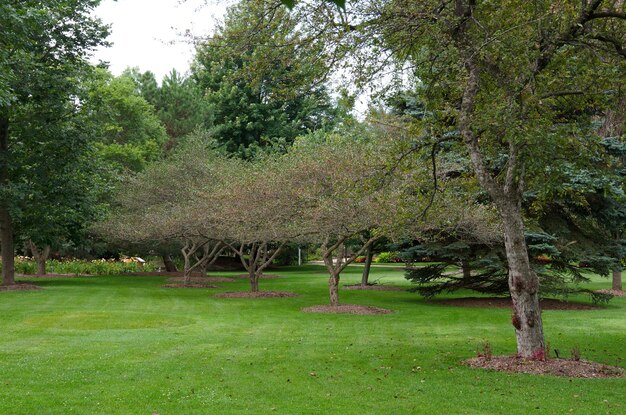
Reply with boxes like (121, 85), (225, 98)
(91, 0), (228, 82)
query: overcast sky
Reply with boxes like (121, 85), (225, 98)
(91, 0), (228, 82)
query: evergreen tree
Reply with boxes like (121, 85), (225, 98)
(191, 0), (337, 157)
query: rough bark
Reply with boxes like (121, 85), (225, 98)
(162, 254), (178, 272)
(361, 247), (374, 286)
(613, 269), (623, 291)
(458, 62), (545, 359)
(499, 199), (545, 358)
(0, 114), (15, 286)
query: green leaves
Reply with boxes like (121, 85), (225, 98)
(192, 0), (337, 158)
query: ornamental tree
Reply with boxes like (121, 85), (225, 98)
(209, 155), (305, 292)
(282, 126), (427, 306)
(97, 136), (229, 283)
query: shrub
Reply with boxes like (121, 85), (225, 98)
(6, 258), (156, 276)
(374, 252), (401, 263)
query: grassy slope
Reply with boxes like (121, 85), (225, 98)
(0, 265), (623, 414)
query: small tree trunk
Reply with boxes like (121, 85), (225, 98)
(500, 200), (545, 359)
(37, 245), (50, 276)
(329, 272), (340, 306)
(162, 254), (178, 272)
(0, 208), (14, 286)
(461, 260), (471, 279)
(361, 247), (374, 286)
(181, 249), (193, 285)
(613, 269), (623, 291)
(0, 115), (14, 286)
(249, 269), (259, 292)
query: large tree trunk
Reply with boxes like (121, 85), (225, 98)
(162, 254), (178, 272)
(459, 64), (545, 359)
(329, 272), (340, 306)
(361, 247), (374, 286)
(613, 269), (623, 291)
(0, 114), (15, 286)
(28, 240), (50, 277)
(500, 200), (545, 359)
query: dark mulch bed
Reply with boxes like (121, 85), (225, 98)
(166, 276), (236, 283)
(215, 291), (298, 298)
(466, 355), (625, 378)
(430, 297), (597, 310)
(596, 289), (626, 297)
(162, 283), (219, 289)
(301, 304), (393, 314)
(122, 271), (207, 277)
(343, 284), (405, 291)
(0, 283), (42, 291)
(231, 274), (285, 280)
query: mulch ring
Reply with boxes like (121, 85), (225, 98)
(122, 271), (206, 277)
(166, 276), (236, 283)
(301, 304), (393, 315)
(429, 297), (597, 310)
(0, 283), (42, 292)
(343, 284), (405, 291)
(231, 274), (286, 279)
(215, 291), (298, 298)
(595, 289), (626, 297)
(466, 355), (625, 378)
(162, 283), (219, 289)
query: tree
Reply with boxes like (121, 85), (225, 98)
(85, 68), (168, 173)
(97, 135), (228, 284)
(283, 127), (424, 305)
(210, 155), (304, 292)
(125, 68), (212, 149)
(0, 1), (109, 286)
(191, 0), (337, 157)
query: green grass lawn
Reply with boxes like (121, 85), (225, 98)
(0, 265), (624, 414)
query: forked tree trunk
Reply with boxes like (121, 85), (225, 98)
(162, 254), (178, 272)
(329, 272), (340, 306)
(28, 240), (50, 277)
(361, 247), (374, 286)
(0, 115), (14, 286)
(613, 269), (623, 291)
(181, 241), (199, 285)
(500, 200), (545, 359)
